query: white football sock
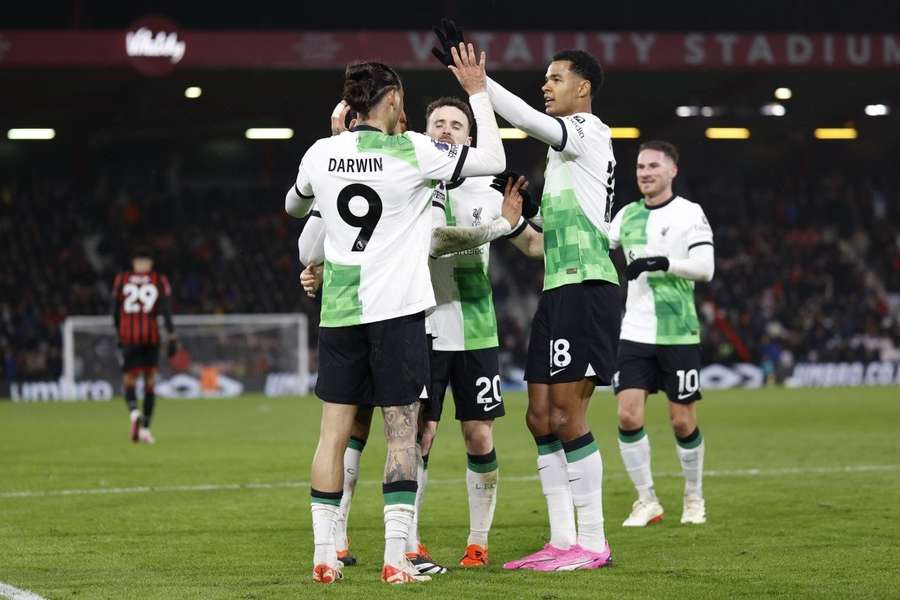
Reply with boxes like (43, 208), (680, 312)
(618, 428), (657, 502)
(676, 429), (705, 498)
(335, 438), (364, 551)
(466, 450), (499, 547)
(536, 436), (576, 549)
(311, 502), (340, 567)
(384, 504), (415, 566)
(405, 449), (427, 553)
(564, 433), (607, 553)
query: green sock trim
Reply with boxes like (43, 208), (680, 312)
(537, 440), (563, 455)
(348, 437), (365, 452)
(618, 427), (646, 443)
(676, 430), (704, 450)
(310, 497), (341, 507)
(565, 440), (599, 463)
(383, 491), (416, 506)
(468, 459), (499, 473)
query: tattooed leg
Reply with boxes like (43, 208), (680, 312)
(381, 402), (422, 570)
(382, 402), (419, 483)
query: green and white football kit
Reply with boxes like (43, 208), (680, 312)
(426, 176), (510, 421)
(285, 91), (506, 406)
(608, 195), (714, 403)
(521, 111), (621, 385)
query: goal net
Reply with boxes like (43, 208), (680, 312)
(61, 314), (308, 399)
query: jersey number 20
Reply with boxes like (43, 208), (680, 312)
(337, 183), (382, 252)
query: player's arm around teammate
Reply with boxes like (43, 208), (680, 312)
(489, 171), (543, 258)
(286, 45), (506, 585)
(608, 141), (714, 527)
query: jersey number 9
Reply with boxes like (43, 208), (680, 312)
(337, 183), (383, 252)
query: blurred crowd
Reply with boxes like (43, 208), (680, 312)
(2, 155), (898, 384)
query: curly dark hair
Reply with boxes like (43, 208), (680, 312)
(342, 61), (402, 115)
(552, 49), (604, 98)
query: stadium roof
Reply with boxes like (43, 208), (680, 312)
(4, 0), (900, 32)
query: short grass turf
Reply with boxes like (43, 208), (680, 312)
(1, 388), (899, 599)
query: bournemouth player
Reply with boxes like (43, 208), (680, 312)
(609, 141), (714, 527)
(284, 45), (506, 585)
(111, 248), (177, 444)
(433, 21), (619, 571)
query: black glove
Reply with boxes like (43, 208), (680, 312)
(626, 256), (669, 280)
(167, 338), (178, 358)
(490, 171), (539, 219)
(431, 18), (465, 66)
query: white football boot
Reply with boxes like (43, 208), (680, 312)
(622, 498), (665, 527)
(681, 495), (707, 524)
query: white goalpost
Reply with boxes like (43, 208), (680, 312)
(61, 314), (309, 400)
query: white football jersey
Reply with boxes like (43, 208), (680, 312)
(541, 113), (619, 290)
(609, 195), (714, 345)
(294, 127), (471, 327)
(428, 176), (502, 351)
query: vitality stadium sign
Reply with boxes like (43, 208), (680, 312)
(1, 30), (899, 72)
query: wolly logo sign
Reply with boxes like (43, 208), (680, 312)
(126, 28), (185, 63)
(125, 15), (185, 76)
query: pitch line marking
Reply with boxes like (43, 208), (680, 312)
(0, 581), (49, 600)
(1, 464), (897, 500)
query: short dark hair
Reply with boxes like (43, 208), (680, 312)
(424, 96), (474, 134)
(552, 50), (604, 98)
(131, 246), (153, 260)
(342, 61), (402, 115)
(638, 140), (679, 165)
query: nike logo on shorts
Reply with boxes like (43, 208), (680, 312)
(483, 402), (502, 412)
(550, 368), (567, 376)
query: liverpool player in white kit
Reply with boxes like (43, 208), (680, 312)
(433, 20), (619, 571)
(608, 141), (714, 527)
(284, 45), (506, 585)
(420, 97), (542, 570)
(298, 98), (539, 574)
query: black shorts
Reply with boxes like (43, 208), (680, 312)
(612, 340), (703, 404)
(525, 281), (621, 385)
(316, 312), (430, 407)
(122, 344), (159, 372)
(424, 347), (505, 422)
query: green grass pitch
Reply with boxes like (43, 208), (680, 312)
(1, 388), (899, 599)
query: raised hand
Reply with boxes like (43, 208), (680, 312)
(447, 42), (487, 96)
(431, 18), (465, 66)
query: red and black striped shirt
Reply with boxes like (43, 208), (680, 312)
(112, 271), (173, 346)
